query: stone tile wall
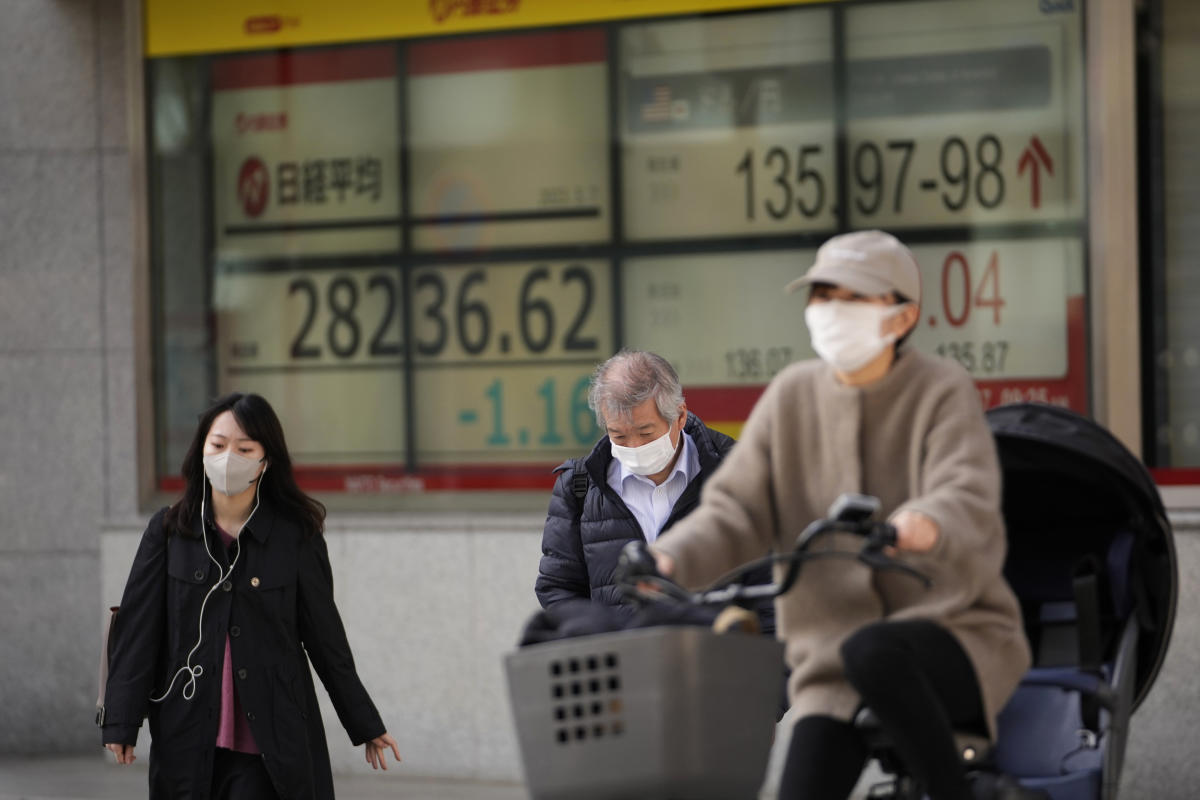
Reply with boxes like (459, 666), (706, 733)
(0, 0), (134, 753)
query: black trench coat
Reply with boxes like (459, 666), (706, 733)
(101, 502), (386, 799)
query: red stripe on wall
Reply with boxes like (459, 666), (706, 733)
(683, 385), (767, 422)
(407, 28), (606, 76)
(211, 45), (397, 91)
(1150, 468), (1200, 486)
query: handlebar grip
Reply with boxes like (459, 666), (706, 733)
(874, 522), (899, 548)
(615, 540), (659, 584)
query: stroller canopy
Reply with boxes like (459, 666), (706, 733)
(986, 403), (1177, 710)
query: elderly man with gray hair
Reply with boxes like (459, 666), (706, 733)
(535, 349), (774, 633)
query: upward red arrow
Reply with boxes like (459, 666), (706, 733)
(1018, 135), (1055, 209)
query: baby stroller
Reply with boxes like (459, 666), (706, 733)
(859, 403), (1178, 800)
(980, 403), (1177, 800)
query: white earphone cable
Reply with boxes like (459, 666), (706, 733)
(150, 465), (263, 703)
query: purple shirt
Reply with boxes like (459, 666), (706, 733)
(214, 525), (259, 754)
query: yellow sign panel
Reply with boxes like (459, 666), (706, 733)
(144, 0), (824, 57)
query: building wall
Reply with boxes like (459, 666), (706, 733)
(3, 1), (1200, 797)
(98, 520), (1200, 792)
(1119, 523), (1200, 797)
(0, 0), (137, 753)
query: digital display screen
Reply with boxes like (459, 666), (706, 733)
(407, 30), (611, 251)
(622, 251), (814, 385)
(210, 47), (403, 259)
(844, 1), (1085, 228)
(622, 236), (1081, 395)
(184, 2), (1087, 492)
(620, 8), (837, 240)
(908, 237), (1078, 380)
(214, 265), (407, 465)
(410, 259), (613, 464)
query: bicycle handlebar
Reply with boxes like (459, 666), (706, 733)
(616, 495), (931, 609)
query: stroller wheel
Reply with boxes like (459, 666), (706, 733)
(712, 606), (760, 635)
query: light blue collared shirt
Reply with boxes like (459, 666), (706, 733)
(606, 431), (700, 543)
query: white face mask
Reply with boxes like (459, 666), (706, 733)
(805, 300), (908, 374)
(611, 422), (680, 476)
(203, 451), (265, 497)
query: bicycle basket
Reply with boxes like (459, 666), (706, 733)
(504, 625), (784, 800)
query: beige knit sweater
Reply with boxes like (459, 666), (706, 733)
(652, 349), (1030, 738)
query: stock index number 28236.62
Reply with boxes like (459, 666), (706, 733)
(284, 262), (607, 363)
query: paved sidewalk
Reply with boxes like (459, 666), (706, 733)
(0, 751), (889, 799)
(0, 755), (527, 800)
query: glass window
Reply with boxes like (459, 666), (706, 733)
(151, 56), (216, 482)
(407, 258), (612, 468)
(408, 30), (610, 250)
(146, 0), (1089, 495)
(842, 0), (1089, 408)
(208, 47), (407, 476)
(619, 7), (836, 240)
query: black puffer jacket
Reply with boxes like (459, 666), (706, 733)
(535, 413), (774, 631)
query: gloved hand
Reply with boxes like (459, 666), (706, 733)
(613, 540), (660, 586)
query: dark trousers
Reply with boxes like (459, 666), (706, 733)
(211, 748), (279, 800)
(778, 619), (987, 800)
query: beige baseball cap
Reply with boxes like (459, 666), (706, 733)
(785, 230), (922, 302)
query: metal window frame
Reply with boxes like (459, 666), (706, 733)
(1087, 0), (1143, 458)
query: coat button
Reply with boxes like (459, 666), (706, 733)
(237, 668), (247, 679)
(250, 577), (261, 588)
(246, 711), (255, 721)
(229, 625), (241, 637)
(222, 581), (232, 592)
(193, 569), (204, 581)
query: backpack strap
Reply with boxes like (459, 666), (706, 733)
(572, 469), (589, 501)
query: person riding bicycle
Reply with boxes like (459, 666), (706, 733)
(648, 230), (1031, 800)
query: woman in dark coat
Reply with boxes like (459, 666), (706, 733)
(101, 392), (400, 798)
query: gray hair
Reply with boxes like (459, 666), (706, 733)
(588, 349), (685, 428)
